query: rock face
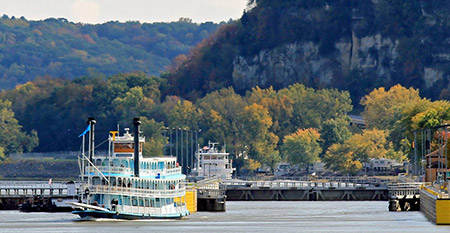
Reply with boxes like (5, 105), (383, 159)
(232, 32), (428, 92)
(231, 1), (450, 96)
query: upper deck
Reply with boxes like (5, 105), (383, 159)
(84, 128), (183, 179)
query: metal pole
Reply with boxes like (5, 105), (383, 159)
(176, 129), (178, 163)
(444, 127), (448, 180)
(414, 131), (417, 176)
(191, 130), (194, 175)
(170, 128), (173, 157)
(428, 129), (432, 183)
(195, 131), (198, 171)
(181, 128), (184, 173)
(163, 128), (167, 156)
(185, 129), (189, 175)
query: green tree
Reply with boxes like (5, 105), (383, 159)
(196, 87), (247, 159)
(281, 128), (321, 172)
(0, 100), (38, 158)
(319, 116), (352, 155)
(140, 117), (166, 157)
(279, 84), (352, 131)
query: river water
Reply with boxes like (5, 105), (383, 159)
(0, 201), (448, 233)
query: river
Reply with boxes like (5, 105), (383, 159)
(0, 201), (448, 233)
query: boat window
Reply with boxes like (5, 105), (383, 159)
(155, 198), (160, 207)
(158, 161), (164, 170)
(132, 196), (138, 206)
(144, 199), (149, 207)
(112, 159), (120, 167)
(121, 160), (128, 168)
(124, 196), (130, 205)
(103, 159), (109, 166)
(130, 159), (134, 169)
(204, 155), (210, 160)
(117, 178), (122, 187)
(92, 177), (101, 185)
(95, 159), (102, 166)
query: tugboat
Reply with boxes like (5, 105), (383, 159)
(70, 118), (189, 220)
(191, 141), (235, 180)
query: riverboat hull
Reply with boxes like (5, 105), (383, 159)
(73, 209), (188, 220)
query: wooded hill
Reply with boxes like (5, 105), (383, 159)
(0, 16), (219, 89)
(167, 0), (450, 103)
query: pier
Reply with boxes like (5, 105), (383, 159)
(223, 179), (391, 201)
(0, 181), (77, 210)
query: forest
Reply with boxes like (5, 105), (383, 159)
(2, 0), (450, 175)
(0, 15), (219, 90)
(0, 72), (448, 175)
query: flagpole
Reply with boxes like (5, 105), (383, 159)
(82, 134), (85, 183)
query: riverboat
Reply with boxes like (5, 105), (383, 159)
(191, 141), (235, 180)
(71, 118), (189, 220)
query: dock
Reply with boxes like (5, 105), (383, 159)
(223, 178), (391, 201)
(0, 181), (77, 210)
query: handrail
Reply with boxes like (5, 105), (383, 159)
(85, 184), (186, 198)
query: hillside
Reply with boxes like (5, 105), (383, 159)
(167, 0), (450, 104)
(0, 16), (219, 89)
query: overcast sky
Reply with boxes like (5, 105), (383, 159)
(0, 0), (249, 24)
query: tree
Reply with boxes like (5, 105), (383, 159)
(279, 84), (352, 130)
(164, 99), (202, 130)
(246, 86), (294, 140)
(319, 116), (352, 155)
(323, 144), (362, 175)
(241, 103), (280, 170)
(196, 87), (247, 159)
(0, 100), (38, 159)
(281, 128), (321, 172)
(323, 128), (405, 175)
(140, 117), (166, 157)
(361, 84), (422, 130)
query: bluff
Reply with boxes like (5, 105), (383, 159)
(167, 0), (450, 104)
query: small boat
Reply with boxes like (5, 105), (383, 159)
(71, 118), (189, 220)
(191, 141), (235, 180)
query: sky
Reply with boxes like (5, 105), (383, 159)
(0, 0), (249, 24)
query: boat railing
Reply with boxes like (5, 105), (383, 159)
(85, 166), (182, 177)
(86, 184), (186, 198)
(222, 179), (389, 189)
(86, 166), (133, 175)
(140, 167), (182, 176)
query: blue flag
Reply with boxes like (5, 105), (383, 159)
(78, 125), (91, 137)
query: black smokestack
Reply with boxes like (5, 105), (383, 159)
(133, 118), (141, 177)
(87, 117), (96, 162)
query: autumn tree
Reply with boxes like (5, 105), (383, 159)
(196, 87), (247, 159)
(246, 86), (293, 140)
(361, 84), (422, 130)
(281, 128), (321, 172)
(241, 103), (280, 170)
(323, 129), (405, 175)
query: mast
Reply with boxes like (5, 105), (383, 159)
(133, 118), (141, 178)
